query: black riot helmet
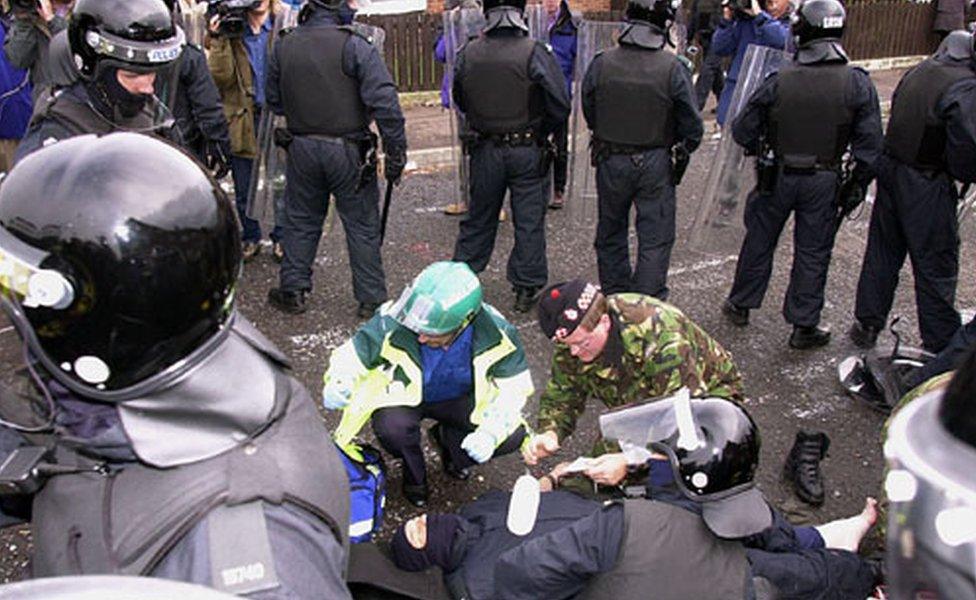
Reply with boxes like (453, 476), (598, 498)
(791, 0), (845, 46)
(0, 133), (241, 400)
(68, 0), (185, 80)
(625, 0), (675, 28)
(483, 0), (527, 14)
(639, 394), (771, 538)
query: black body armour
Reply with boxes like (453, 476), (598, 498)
(884, 57), (976, 171)
(458, 35), (541, 135)
(32, 89), (155, 136)
(769, 62), (854, 169)
(31, 371), (350, 581)
(593, 46), (676, 148)
(278, 26), (369, 137)
(577, 501), (750, 600)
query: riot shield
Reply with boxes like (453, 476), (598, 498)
(525, 3), (548, 42)
(443, 7), (486, 213)
(685, 44), (786, 257)
(180, 1), (209, 47)
(565, 20), (623, 226)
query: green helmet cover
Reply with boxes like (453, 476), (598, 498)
(393, 262), (483, 335)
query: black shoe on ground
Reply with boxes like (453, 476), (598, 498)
(513, 286), (540, 314)
(403, 483), (428, 508)
(783, 430), (830, 506)
(268, 288), (307, 314)
(357, 302), (380, 319)
(242, 241), (261, 263)
(789, 325), (831, 350)
(848, 320), (880, 349)
(429, 425), (471, 481)
(722, 299), (749, 326)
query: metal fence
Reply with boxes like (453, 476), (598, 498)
(363, 0), (939, 93)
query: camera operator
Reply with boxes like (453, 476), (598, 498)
(207, 0), (283, 263)
(2, 0), (72, 102)
(710, 0), (788, 126)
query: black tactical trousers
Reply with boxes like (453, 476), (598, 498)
(278, 135), (388, 305)
(552, 119), (569, 194)
(728, 170), (839, 327)
(371, 397), (525, 486)
(854, 155), (960, 353)
(694, 49), (725, 111)
(453, 141), (549, 289)
(594, 149), (675, 299)
(905, 314), (976, 389)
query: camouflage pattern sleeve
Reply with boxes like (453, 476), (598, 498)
(536, 349), (588, 442)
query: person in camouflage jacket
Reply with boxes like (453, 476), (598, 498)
(524, 279), (744, 487)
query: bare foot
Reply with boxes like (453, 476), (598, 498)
(815, 497), (878, 552)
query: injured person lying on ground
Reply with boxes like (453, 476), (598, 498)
(390, 396), (882, 600)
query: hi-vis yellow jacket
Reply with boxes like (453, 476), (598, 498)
(327, 302), (534, 451)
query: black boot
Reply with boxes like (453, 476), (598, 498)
(357, 301), (381, 319)
(783, 430), (830, 506)
(789, 325), (831, 350)
(402, 482), (428, 508)
(848, 320), (880, 349)
(268, 288), (307, 314)
(429, 424), (471, 481)
(513, 286), (540, 314)
(721, 299), (749, 326)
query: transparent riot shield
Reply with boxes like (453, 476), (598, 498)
(565, 20), (624, 226)
(180, 1), (209, 47)
(685, 44), (785, 257)
(525, 3), (548, 42)
(443, 7), (486, 212)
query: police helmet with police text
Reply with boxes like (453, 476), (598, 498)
(68, 0), (185, 80)
(791, 0), (845, 46)
(0, 133), (241, 400)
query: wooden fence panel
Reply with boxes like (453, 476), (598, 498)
(361, 1), (938, 92)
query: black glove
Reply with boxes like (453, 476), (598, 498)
(205, 139), (231, 180)
(384, 146), (407, 185)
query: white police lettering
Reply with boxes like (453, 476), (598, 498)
(221, 562), (266, 587)
(147, 46), (180, 63)
(822, 16), (843, 28)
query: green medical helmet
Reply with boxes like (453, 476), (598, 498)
(394, 262), (483, 335)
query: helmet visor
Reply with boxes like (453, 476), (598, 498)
(84, 26), (185, 72)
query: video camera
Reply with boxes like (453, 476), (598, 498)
(208, 0), (262, 37)
(722, 0), (766, 18)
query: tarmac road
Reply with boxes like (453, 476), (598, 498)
(1, 104), (973, 582)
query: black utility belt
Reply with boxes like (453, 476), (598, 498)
(779, 161), (840, 174)
(602, 143), (658, 155)
(479, 130), (540, 146)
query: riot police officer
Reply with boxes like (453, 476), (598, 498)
(0, 133), (351, 598)
(266, 0), (406, 318)
(850, 31), (976, 353)
(161, 0), (232, 177)
(581, 0), (704, 300)
(451, 0), (570, 314)
(14, 0), (185, 162)
(721, 0), (883, 349)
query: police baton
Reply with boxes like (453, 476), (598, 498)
(379, 179), (394, 245)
